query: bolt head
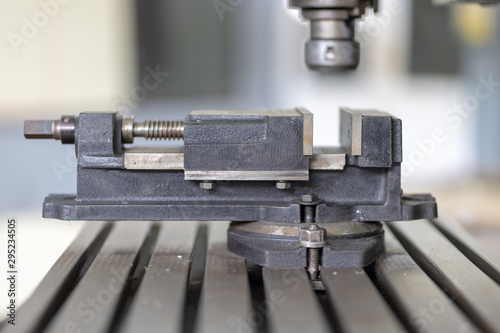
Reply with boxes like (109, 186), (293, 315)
(276, 181), (291, 190)
(301, 193), (318, 202)
(299, 224), (326, 248)
(199, 181), (214, 190)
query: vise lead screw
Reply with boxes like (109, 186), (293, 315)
(122, 116), (184, 143)
(299, 224), (327, 280)
(24, 115), (185, 144)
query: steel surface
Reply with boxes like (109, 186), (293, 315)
(4, 219), (500, 333)
(389, 220), (500, 332)
(375, 226), (478, 333)
(195, 222), (253, 333)
(121, 221), (198, 333)
(322, 267), (405, 333)
(263, 268), (330, 333)
(2, 223), (111, 333)
(432, 217), (500, 286)
(45, 221), (151, 333)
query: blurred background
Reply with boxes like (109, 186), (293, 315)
(0, 0), (499, 305)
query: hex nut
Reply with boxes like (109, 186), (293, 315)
(301, 193), (318, 202)
(199, 181), (214, 190)
(299, 224), (326, 248)
(276, 181), (291, 190)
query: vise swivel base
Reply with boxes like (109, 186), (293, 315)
(25, 108), (436, 279)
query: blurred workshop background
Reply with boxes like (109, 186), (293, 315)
(0, 0), (500, 305)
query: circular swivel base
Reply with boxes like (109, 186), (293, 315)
(227, 221), (384, 268)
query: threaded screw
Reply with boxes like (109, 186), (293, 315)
(122, 116), (184, 143)
(299, 223), (327, 280)
(307, 248), (321, 280)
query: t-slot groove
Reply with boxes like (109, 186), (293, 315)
(37, 222), (114, 333)
(314, 288), (344, 333)
(388, 224), (493, 333)
(107, 223), (161, 333)
(182, 223), (208, 333)
(363, 262), (417, 333)
(246, 261), (270, 333)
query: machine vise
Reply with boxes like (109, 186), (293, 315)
(25, 108), (436, 278)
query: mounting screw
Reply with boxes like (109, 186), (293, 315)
(199, 181), (214, 190)
(300, 193), (320, 223)
(301, 193), (318, 202)
(276, 181), (291, 190)
(299, 224), (327, 280)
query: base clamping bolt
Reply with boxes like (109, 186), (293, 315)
(276, 181), (291, 189)
(301, 193), (320, 223)
(299, 224), (327, 280)
(199, 181), (214, 190)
